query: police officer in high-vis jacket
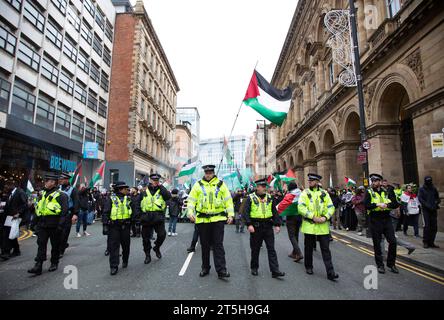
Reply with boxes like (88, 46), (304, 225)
(28, 173), (69, 276)
(58, 172), (79, 258)
(138, 173), (171, 264)
(187, 164), (234, 279)
(298, 173), (338, 281)
(242, 178), (285, 278)
(102, 181), (137, 275)
(365, 173), (399, 274)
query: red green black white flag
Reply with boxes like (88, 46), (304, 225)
(243, 70), (292, 126)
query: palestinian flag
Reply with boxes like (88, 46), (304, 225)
(344, 177), (356, 187)
(281, 169), (296, 182)
(69, 161), (82, 186)
(178, 160), (200, 177)
(223, 137), (234, 166)
(243, 70), (292, 126)
(26, 179), (34, 195)
(90, 162), (106, 188)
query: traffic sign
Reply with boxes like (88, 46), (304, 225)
(357, 151), (367, 164)
(362, 141), (371, 150)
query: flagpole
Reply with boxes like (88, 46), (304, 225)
(217, 60), (259, 176)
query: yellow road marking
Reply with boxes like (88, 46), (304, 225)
(18, 230), (33, 241)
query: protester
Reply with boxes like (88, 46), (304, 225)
(328, 188), (341, 230)
(401, 184), (420, 237)
(76, 184), (92, 237)
(418, 176), (441, 248)
(233, 189), (245, 233)
(352, 186), (366, 236)
(167, 189), (182, 236)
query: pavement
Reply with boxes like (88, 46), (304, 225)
(331, 227), (444, 273)
(0, 222), (443, 300)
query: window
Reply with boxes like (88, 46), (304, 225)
(24, 1), (45, 33)
(92, 33), (102, 56)
(17, 41), (40, 71)
(5, 0), (22, 11)
(140, 98), (145, 118)
(81, 22), (93, 45)
(56, 105), (70, 137)
(0, 78), (11, 113)
(51, 0), (67, 15)
(98, 98), (107, 118)
(63, 36), (77, 62)
(71, 112), (84, 142)
(100, 71), (109, 92)
(41, 58), (59, 84)
(387, 0), (402, 18)
(90, 61), (100, 84)
(67, 5), (81, 31)
(0, 26), (17, 55)
(11, 85), (35, 122)
(105, 21), (113, 42)
(95, 8), (105, 30)
(312, 83), (317, 104)
(46, 19), (63, 48)
(87, 90), (97, 112)
(96, 125), (105, 151)
(74, 81), (87, 104)
(35, 97), (55, 130)
(103, 46), (111, 66)
(77, 49), (90, 73)
(59, 71), (74, 95)
(85, 120), (95, 142)
(83, 0), (94, 17)
(328, 61), (335, 87)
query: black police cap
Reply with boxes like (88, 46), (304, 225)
(44, 172), (60, 181)
(150, 173), (162, 180)
(254, 178), (268, 186)
(202, 164), (216, 171)
(113, 181), (129, 189)
(308, 173), (322, 181)
(59, 172), (72, 180)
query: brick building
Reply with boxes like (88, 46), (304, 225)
(105, 0), (179, 187)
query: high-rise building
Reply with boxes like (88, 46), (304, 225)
(176, 107), (200, 158)
(199, 135), (247, 177)
(105, 0), (179, 187)
(0, 0), (116, 189)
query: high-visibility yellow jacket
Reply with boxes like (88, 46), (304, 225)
(298, 187), (334, 235)
(187, 177), (234, 224)
(36, 190), (62, 216)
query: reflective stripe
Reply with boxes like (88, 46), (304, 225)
(226, 208), (234, 213)
(327, 205), (334, 208)
(223, 196), (231, 202)
(187, 197), (196, 201)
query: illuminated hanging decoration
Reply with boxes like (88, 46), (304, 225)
(324, 10), (357, 87)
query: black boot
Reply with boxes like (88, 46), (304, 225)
(48, 263), (58, 272)
(327, 272), (339, 281)
(28, 262), (43, 275)
(251, 269), (258, 276)
(110, 267), (118, 275)
(199, 269), (210, 277)
(187, 246), (195, 253)
(144, 253), (151, 264)
(272, 271), (285, 278)
(153, 246), (162, 259)
(218, 271), (230, 279)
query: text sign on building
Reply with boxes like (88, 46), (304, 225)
(50, 155), (77, 172)
(83, 142), (99, 159)
(431, 133), (444, 158)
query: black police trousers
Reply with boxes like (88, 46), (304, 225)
(35, 227), (61, 264)
(369, 214), (397, 267)
(59, 214), (73, 253)
(250, 223), (280, 273)
(141, 221), (166, 254)
(197, 221), (227, 273)
(108, 223), (131, 268)
(304, 234), (335, 275)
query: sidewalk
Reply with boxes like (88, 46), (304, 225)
(331, 227), (444, 274)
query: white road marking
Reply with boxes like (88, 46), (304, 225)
(178, 242), (197, 277)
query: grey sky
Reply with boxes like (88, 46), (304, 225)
(135, 0), (298, 139)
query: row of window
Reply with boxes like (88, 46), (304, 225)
(1, 78), (106, 150)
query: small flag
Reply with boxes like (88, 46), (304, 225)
(223, 137), (234, 166)
(69, 161), (82, 186)
(90, 162), (106, 188)
(344, 177), (356, 187)
(178, 160), (200, 177)
(281, 169), (296, 182)
(26, 180), (34, 195)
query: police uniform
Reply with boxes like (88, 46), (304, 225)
(138, 173), (171, 264)
(298, 173), (338, 281)
(58, 172), (79, 257)
(243, 179), (285, 278)
(102, 181), (137, 275)
(365, 174), (399, 274)
(187, 165), (234, 278)
(28, 173), (69, 275)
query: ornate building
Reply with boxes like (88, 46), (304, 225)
(272, 0), (443, 224)
(105, 0), (179, 186)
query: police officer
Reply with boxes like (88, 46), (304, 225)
(58, 172), (79, 258)
(28, 173), (69, 275)
(138, 173), (171, 264)
(298, 173), (338, 281)
(102, 181), (137, 275)
(365, 173), (399, 274)
(187, 164), (234, 279)
(243, 178), (285, 278)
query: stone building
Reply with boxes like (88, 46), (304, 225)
(105, 0), (179, 187)
(272, 0), (443, 225)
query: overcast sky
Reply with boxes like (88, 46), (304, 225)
(133, 0), (298, 139)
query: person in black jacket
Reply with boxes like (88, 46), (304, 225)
(167, 189), (182, 236)
(138, 173), (171, 264)
(130, 187), (141, 237)
(28, 173), (68, 275)
(418, 176), (441, 248)
(76, 185), (93, 237)
(0, 180), (28, 260)
(58, 172), (79, 258)
(233, 189), (245, 233)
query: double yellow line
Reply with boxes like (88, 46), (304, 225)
(332, 235), (444, 286)
(18, 229), (33, 241)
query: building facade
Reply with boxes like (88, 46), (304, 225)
(0, 0), (116, 189)
(174, 122), (192, 164)
(199, 135), (247, 177)
(273, 0), (444, 227)
(176, 107), (200, 158)
(246, 123), (278, 179)
(105, 0), (179, 187)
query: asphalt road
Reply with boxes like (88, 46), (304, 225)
(1, 222), (443, 300)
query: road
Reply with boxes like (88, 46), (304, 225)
(0, 222), (443, 300)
